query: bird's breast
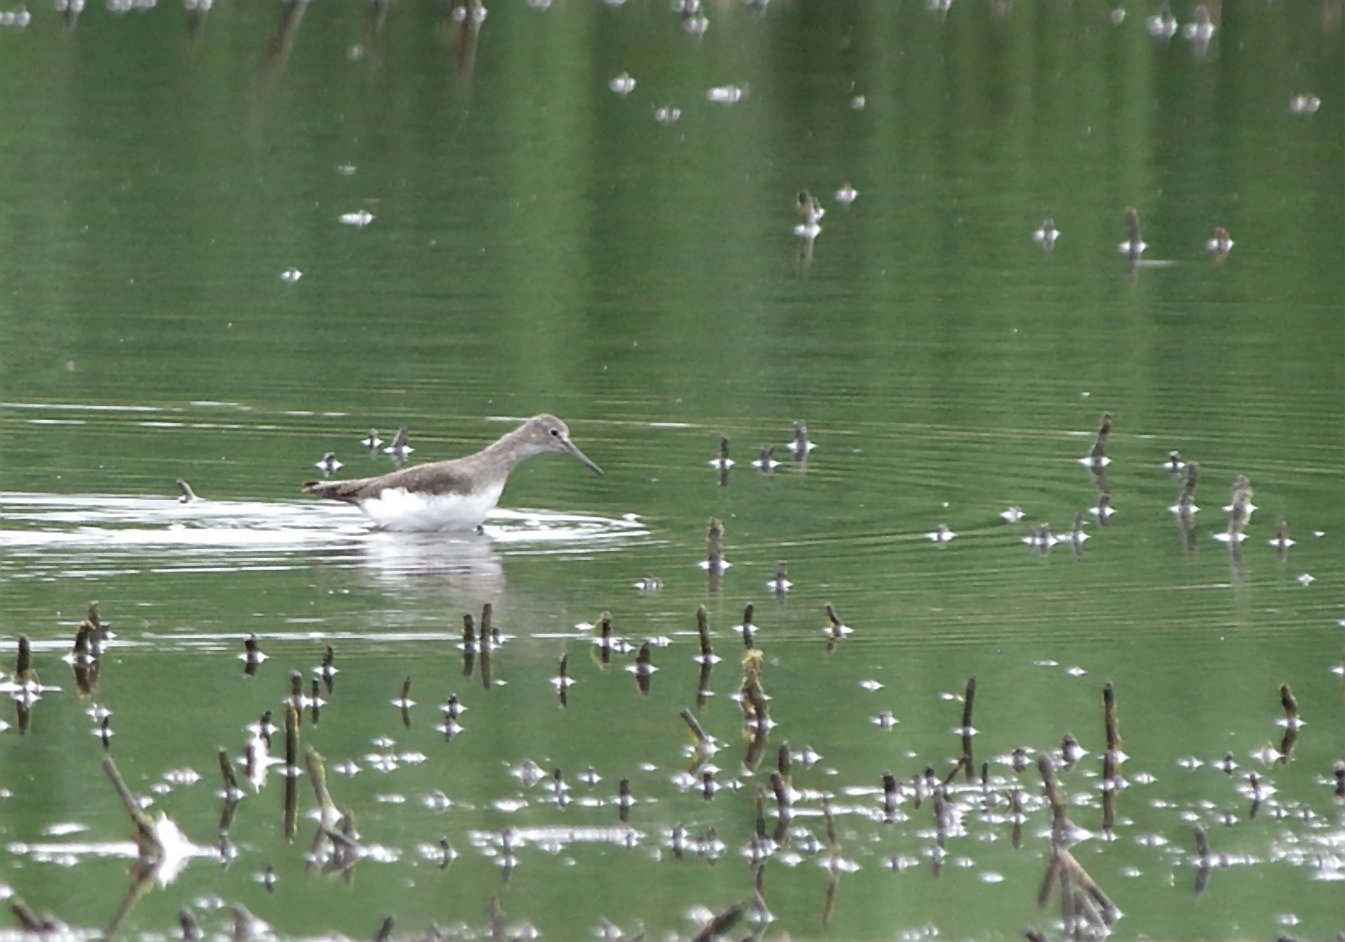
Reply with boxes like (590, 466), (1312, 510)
(357, 483), (505, 532)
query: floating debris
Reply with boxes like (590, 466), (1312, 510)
(787, 420), (815, 458)
(1147, 0), (1178, 38)
(925, 523), (957, 543)
(705, 85), (744, 105)
(315, 452), (343, 477)
(382, 425), (413, 463)
(176, 479), (198, 503)
(751, 445), (779, 472)
(339, 209), (374, 227)
(1182, 3), (1215, 46)
(1205, 226), (1234, 256)
(1289, 93), (1322, 115)
(1032, 213), (1060, 252)
(1023, 523), (1055, 551)
(793, 190), (824, 239)
(1117, 208), (1146, 259)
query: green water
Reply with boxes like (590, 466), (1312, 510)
(1, 1), (1342, 939)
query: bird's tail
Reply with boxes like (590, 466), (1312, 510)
(301, 479), (365, 503)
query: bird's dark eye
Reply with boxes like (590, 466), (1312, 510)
(549, 427), (560, 437)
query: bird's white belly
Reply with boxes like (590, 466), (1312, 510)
(357, 484), (504, 532)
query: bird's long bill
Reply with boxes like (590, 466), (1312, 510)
(564, 438), (603, 476)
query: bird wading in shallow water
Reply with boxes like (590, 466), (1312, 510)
(302, 414), (602, 532)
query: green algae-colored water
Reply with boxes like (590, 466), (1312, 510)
(1, 2), (1342, 938)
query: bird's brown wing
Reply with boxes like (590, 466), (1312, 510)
(302, 460), (481, 503)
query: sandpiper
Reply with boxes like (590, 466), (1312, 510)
(302, 414), (602, 532)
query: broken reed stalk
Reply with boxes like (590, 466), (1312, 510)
(705, 518), (725, 570)
(1089, 412), (1112, 462)
(696, 606), (712, 660)
(304, 746), (339, 827)
(320, 644), (335, 690)
(101, 756), (158, 851)
(961, 676), (977, 732)
(1280, 683), (1298, 723)
(218, 747), (240, 795)
(691, 901), (745, 942)
(960, 675), (976, 782)
(739, 648), (768, 723)
(284, 703), (299, 773)
(1037, 754), (1069, 845)
(15, 635), (35, 683)
(1178, 461), (1199, 508)
(480, 603), (493, 648)
(1103, 683), (1121, 753)
(824, 604), (844, 641)
(1193, 824), (1211, 863)
(680, 708), (709, 749)
(461, 614), (475, 653)
(769, 770), (792, 821)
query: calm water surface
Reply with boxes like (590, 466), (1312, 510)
(1, 1), (1342, 939)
